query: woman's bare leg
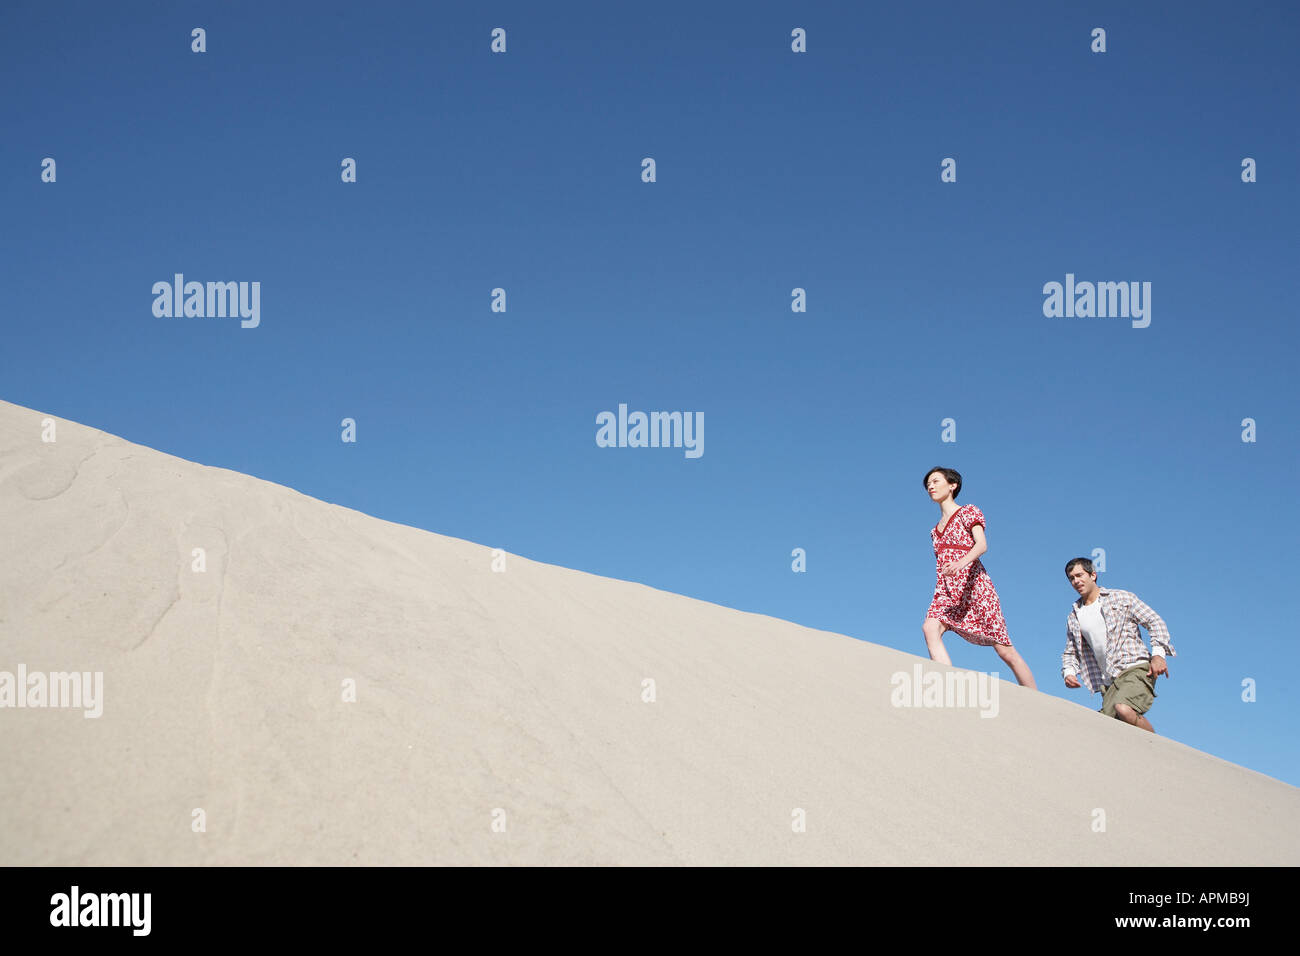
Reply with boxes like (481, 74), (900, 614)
(993, 642), (1037, 689)
(922, 618), (951, 665)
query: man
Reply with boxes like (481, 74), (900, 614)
(1061, 558), (1174, 733)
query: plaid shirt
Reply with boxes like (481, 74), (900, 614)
(1061, 587), (1175, 694)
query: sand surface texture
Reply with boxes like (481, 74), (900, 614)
(1, 399), (1296, 865)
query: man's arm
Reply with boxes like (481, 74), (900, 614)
(1062, 615), (1082, 687)
(1130, 593), (1174, 658)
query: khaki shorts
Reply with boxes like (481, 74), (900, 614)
(1100, 662), (1157, 718)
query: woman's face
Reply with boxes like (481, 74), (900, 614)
(926, 471), (955, 502)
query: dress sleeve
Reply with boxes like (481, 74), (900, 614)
(963, 505), (986, 532)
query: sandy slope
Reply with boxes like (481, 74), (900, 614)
(1, 398), (1295, 865)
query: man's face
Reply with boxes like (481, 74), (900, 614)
(1068, 564), (1098, 594)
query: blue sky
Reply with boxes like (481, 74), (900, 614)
(3, 1), (1297, 785)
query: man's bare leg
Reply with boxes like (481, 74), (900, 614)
(1114, 702), (1155, 734)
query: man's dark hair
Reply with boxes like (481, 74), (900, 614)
(923, 467), (962, 500)
(1065, 557), (1096, 577)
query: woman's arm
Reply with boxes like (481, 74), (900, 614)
(941, 524), (987, 575)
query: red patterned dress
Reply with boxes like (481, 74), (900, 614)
(926, 504), (1011, 646)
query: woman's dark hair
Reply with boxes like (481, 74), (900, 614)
(923, 467), (962, 500)
(1065, 557), (1096, 577)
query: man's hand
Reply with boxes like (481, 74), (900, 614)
(1149, 657), (1169, 680)
(1064, 674), (1081, 688)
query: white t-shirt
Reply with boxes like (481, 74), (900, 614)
(1075, 599), (1110, 682)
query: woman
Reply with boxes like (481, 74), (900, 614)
(922, 467), (1036, 688)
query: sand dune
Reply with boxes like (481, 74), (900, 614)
(1, 398), (1295, 865)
